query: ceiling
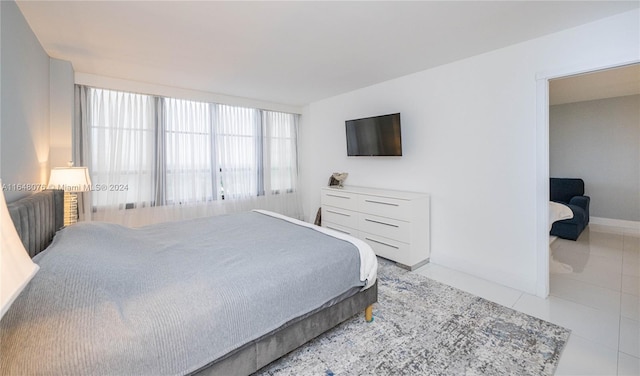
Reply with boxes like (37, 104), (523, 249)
(16, 1), (640, 107)
(550, 64), (640, 105)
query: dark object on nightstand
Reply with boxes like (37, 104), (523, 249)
(550, 178), (590, 241)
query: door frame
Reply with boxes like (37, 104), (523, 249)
(534, 59), (639, 298)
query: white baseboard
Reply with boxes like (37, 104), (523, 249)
(590, 216), (640, 231)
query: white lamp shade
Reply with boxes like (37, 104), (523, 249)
(0, 181), (39, 319)
(48, 167), (92, 192)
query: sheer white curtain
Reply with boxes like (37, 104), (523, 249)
(87, 88), (156, 224)
(164, 98), (214, 205)
(215, 104), (260, 200)
(74, 86), (303, 227)
(261, 111), (301, 216)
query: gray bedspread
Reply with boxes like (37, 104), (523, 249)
(0, 211), (363, 375)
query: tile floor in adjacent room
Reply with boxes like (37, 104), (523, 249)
(414, 224), (640, 376)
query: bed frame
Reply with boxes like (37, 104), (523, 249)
(7, 190), (377, 376)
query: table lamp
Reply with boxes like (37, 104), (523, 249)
(48, 165), (92, 226)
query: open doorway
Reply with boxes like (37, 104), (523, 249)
(549, 64), (640, 230)
(549, 63), (639, 268)
(535, 61), (640, 298)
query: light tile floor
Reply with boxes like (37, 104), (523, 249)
(414, 225), (640, 376)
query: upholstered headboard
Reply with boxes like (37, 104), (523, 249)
(6, 190), (64, 258)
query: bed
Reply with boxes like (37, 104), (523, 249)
(1, 190), (378, 375)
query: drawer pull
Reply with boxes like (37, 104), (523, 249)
(326, 226), (352, 235)
(365, 237), (399, 249)
(365, 199), (398, 206)
(365, 218), (398, 228)
(327, 194), (351, 199)
(326, 210), (351, 217)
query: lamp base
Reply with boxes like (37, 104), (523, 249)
(63, 191), (78, 226)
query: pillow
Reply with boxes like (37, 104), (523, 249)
(549, 201), (573, 231)
(0, 184), (39, 319)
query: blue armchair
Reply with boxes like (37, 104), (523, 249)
(550, 178), (590, 241)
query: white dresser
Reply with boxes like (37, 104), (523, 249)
(320, 186), (430, 270)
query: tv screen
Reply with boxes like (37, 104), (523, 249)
(345, 113), (402, 156)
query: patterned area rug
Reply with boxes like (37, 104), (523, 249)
(257, 258), (570, 376)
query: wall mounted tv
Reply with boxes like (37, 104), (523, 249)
(345, 113), (402, 156)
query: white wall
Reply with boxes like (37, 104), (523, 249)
(550, 95), (640, 222)
(299, 10), (640, 293)
(0, 0), (50, 202)
(49, 59), (75, 170)
(0, 2), (74, 202)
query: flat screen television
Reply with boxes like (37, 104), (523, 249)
(345, 113), (402, 156)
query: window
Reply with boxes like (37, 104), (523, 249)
(264, 111), (298, 194)
(82, 87), (299, 210)
(88, 89), (156, 209)
(215, 104), (260, 200)
(164, 98), (214, 204)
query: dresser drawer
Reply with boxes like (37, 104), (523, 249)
(357, 195), (411, 221)
(321, 189), (358, 211)
(359, 213), (410, 242)
(322, 222), (359, 237)
(360, 232), (411, 264)
(322, 206), (358, 228)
